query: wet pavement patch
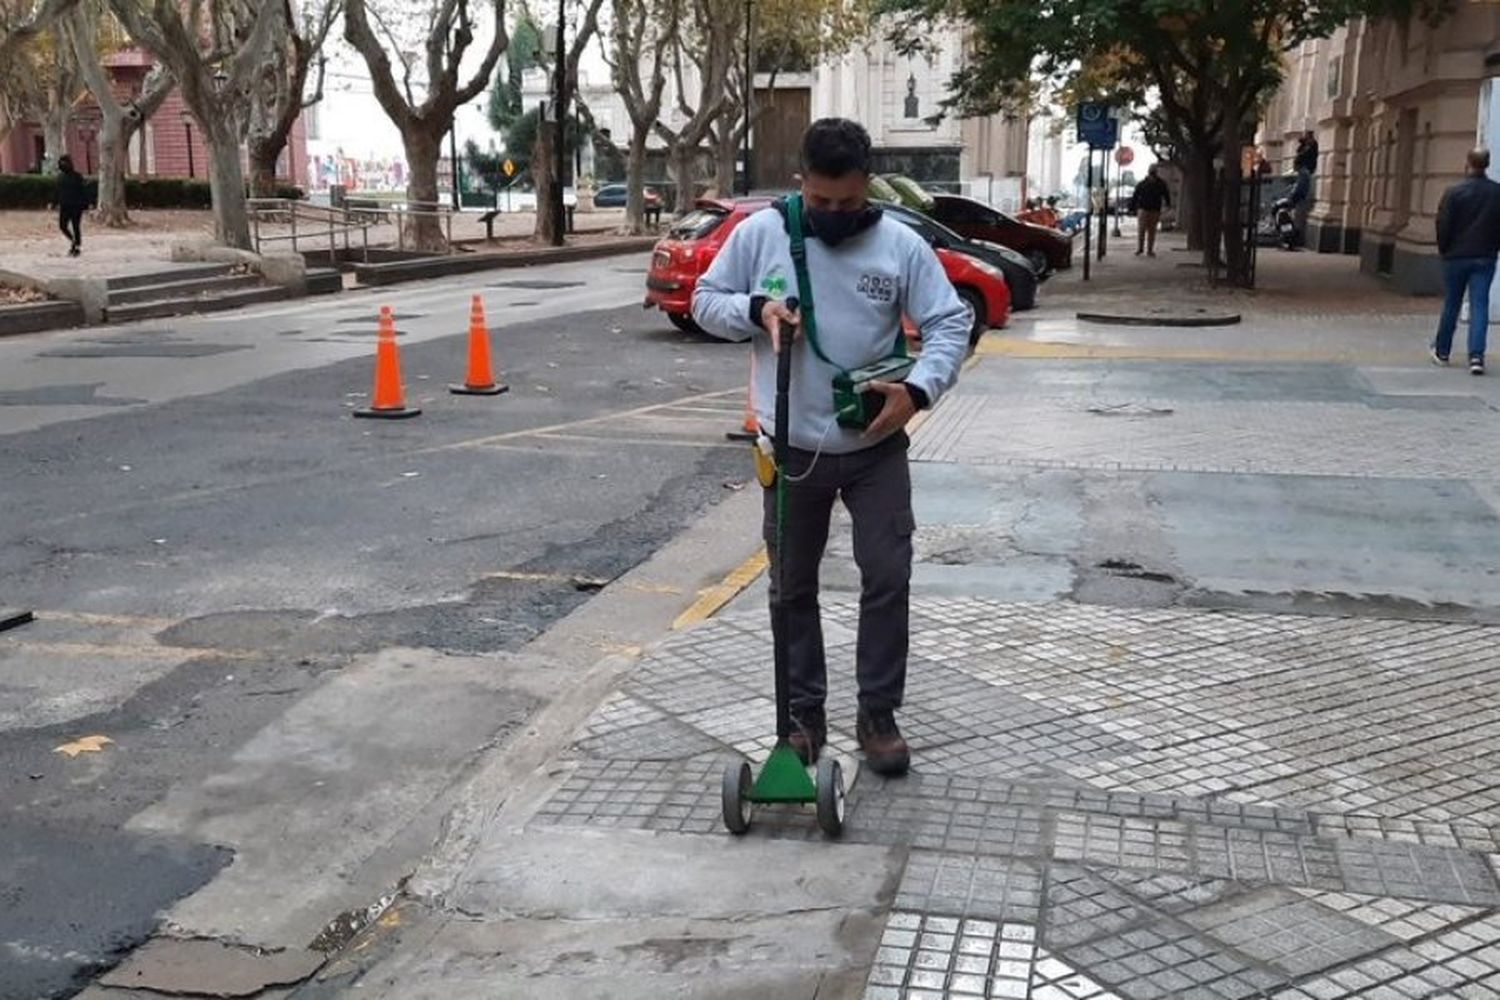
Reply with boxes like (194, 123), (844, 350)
(1096, 558), (1178, 585)
(37, 344), (252, 359)
(488, 279), (586, 290)
(0, 383), (145, 407)
(335, 312), (426, 324)
(0, 822), (229, 1000)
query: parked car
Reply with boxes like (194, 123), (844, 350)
(644, 197), (772, 336)
(932, 245), (1011, 344)
(929, 194), (1075, 274)
(594, 183), (662, 209)
(882, 202), (1038, 312)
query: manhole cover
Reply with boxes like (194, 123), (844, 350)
(488, 280), (585, 290)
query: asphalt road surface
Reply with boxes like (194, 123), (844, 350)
(0, 256), (755, 998)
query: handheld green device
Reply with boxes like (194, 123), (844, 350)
(783, 194), (913, 432)
(833, 356), (917, 430)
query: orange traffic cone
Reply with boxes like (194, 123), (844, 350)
(725, 351), (759, 442)
(354, 305), (421, 419)
(450, 294), (508, 396)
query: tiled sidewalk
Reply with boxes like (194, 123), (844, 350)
(534, 598), (1500, 999)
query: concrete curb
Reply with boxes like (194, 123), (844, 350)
(0, 299), (85, 338)
(1076, 307), (1242, 327)
(353, 238), (658, 287)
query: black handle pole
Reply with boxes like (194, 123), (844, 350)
(771, 295), (797, 743)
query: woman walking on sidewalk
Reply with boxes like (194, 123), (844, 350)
(54, 155), (88, 257)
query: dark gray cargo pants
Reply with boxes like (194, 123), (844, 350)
(762, 430), (913, 714)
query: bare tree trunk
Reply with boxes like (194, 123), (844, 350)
(403, 125), (446, 251)
(712, 125), (736, 197)
(533, 119), (558, 242)
(248, 140), (280, 198)
(622, 121), (649, 235)
(205, 123), (252, 249)
(42, 112), (67, 172)
(94, 108), (129, 225)
(667, 143), (696, 214)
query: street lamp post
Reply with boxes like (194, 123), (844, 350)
(551, 3), (568, 247)
(741, 0), (752, 196)
(179, 109), (195, 178)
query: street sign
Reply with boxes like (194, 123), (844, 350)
(1076, 102), (1119, 150)
(503, 159), (516, 178)
(1115, 145), (1134, 167)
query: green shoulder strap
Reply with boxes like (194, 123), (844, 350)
(785, 194), (909, 367)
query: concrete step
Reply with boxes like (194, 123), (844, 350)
(306, 267), (343, 296)
(107, 273), (263, 306)
(105, 264), (236, 291)
(105, 285), (290, 323)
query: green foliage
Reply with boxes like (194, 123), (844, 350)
(464, 139), (507, 192)
(500, 107), (591, 175)
(0, 173), (300, 209)
(487, 16), (543, 134)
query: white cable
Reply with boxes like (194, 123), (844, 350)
(782, 415), (841, 483)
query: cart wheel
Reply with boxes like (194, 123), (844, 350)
(722, 759), (753, 835)
(816, 756), (846, 837)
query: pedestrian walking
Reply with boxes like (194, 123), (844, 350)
(1131, 164), (1170, 256)
(692, 117), (969, 776)
(54, 154), (88, 257)
(1429, 148), (1500, 375)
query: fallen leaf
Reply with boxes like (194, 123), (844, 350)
(54, 735), (114, 757)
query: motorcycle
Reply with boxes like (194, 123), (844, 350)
(1272, 197), (1300, 250)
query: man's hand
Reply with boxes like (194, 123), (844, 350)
(864, 381), (917, 439)
(760, 298), (802, 353)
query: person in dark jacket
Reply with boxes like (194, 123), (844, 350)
(1131, 164), (1170, 256)
(1430, 148), (1500, 374)
(1294, 131), (1319, 174)
(54, 155), (88, 257)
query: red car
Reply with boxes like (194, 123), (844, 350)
(646, 197), (1008, 344)
(646, 197), (772, 335)
(930, 193), (1075, 274)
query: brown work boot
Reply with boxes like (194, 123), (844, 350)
(857, 708), (910, 776)
(788, 707), (826, 765)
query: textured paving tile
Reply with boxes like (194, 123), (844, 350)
(866, 912), (1038, 999)
(896, 852), (1044, 923)
(1182, 887), (1400, 977)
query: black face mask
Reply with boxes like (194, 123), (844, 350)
(808, 205), (881, 247)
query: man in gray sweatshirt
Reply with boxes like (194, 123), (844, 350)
(693, 118), (970, 775)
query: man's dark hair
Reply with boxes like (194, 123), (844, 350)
(801, 118), (872, 177)
(57, 154), (74, 172)
(1468, 148), (1491, 174)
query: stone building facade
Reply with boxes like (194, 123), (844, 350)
(1258, 3), (1500, 295)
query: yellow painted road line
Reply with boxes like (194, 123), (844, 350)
(672, 549), (770, 630)
(435, 387), (745, 452)
(2, 640), (259, 661)
(526, 432), (746, 450)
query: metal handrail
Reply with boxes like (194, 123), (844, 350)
(248, 198), (374, 263)
(248, 198), (461, 258)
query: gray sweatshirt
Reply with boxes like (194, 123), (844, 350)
(692, 205), (969, 454)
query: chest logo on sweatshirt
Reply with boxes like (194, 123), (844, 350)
(760, 267), (789, 297)
(856, 273), (897, 304)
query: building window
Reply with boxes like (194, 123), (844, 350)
(1326, 56), (1342, 100)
